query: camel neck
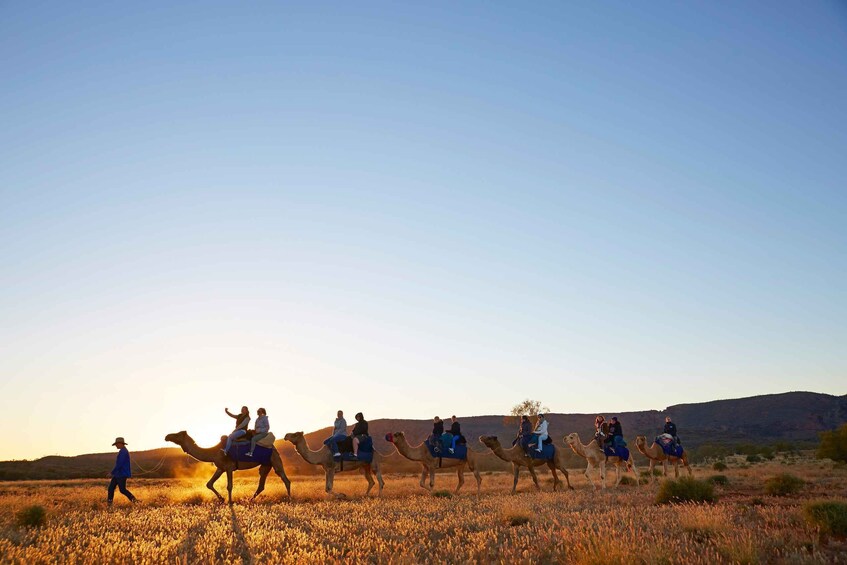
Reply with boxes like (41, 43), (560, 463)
(180, 439), (219, 463)
(395, 438), (427, 461)
(294, 440), (326, 464)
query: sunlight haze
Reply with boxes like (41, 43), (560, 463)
(1, 2), (845, 460)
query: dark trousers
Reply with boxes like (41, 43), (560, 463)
(108, 476), (135, 502)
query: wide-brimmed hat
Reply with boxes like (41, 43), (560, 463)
(112, 437), (127, 446)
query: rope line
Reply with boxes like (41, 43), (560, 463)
(132, 456), (167, 476)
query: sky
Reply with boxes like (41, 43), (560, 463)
(1, 2), (846, 460)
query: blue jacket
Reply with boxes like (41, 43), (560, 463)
(112, 447), (131, 478)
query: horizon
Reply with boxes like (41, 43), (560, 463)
(7, 389), (843, 461)
(2, 3), (846, 461)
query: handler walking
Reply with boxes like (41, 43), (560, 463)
(107, 437), (137, 505)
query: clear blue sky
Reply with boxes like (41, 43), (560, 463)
(1, 2), (845, 459)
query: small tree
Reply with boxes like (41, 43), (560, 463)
(817, 424), (847, 463)
(504, 399), (550, 426)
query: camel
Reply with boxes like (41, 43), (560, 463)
(283, 432), (384, 497)
(165, 431), (291, 504)
(386, 431), (481, 494)
(479, 435), (573, 494)
(564, 432), (639, 490)
(635, 435), (692, 482)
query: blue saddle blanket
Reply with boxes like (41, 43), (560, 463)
(425, 441), (468, 460)
(333, 436), (374, 463)
(603, 445), (630, 460)
(226, 443), (273, 465)
(527, 443), (556, 460)
(660, 443), (684, 458)
(656, 435), (683, 457)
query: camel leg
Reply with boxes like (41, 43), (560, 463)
(614, 463), (622, 487)
(429, 466), (436, 490)
(560, 464), (573, 490)
(511, 465), (520, 494)
(548, 462), (561, 492)
(272, 457), (292, 498)
(325, 467), (335, 495)
(362, 466), (375, 496)
(527, 463), (541, 491)
(206, 468), (225, 502)
(226, 470), (234, 505)
(254, 465), (271, 499)
(418, 467), (429, 490)
(455, 466), (465, 494)
(629, 457), (640, 486)
(470, 461), (481, 495)
(648, 460), (657, 484)
(584, 461), (596, 490)
(375, 462), (384, 496)
(685, 458), (693, 477)
(599, 460), (607, 489)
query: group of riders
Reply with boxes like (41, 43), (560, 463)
(220, 406), (683, 461)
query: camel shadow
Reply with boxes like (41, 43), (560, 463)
(229, 506), (253, 564)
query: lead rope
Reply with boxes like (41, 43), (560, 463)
(132, 456), (167, 476)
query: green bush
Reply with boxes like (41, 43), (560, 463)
(804, 501), (847, 537)
(764, 473), (805, 496)
(16, 505), (46, 528)
(713, 461), (728, 471)
(618, 476), (637, 486)
(818, 424), (847, 463)
(746, 454), (762, 463)
(432, 490), (452, 498)
(707, 475), (729, 486)
(655, 477), (716, 504)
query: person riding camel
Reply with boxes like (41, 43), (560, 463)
(431, 416), (444, 453)
(351, 412), (369, 458)
(223, 406), (250, 454)
(447, 415), (461, 454)
(514, 415), (532, 449)
(663, 416), (680, 445)
(324, 410), (347, 457)
(608, 416), (625, 449)
(532, 413), (549, 453)
(246, 407), (270, 457)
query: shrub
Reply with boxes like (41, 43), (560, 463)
(713, 461), (727, 471)
(818, 424), (847, 463)
(804, 501), (847, 537)
(746, 454), (762, 463)
(764, 473), (804, 496)
(618, 476), (637, 486)
(707, 475), (729, 486)
(16, 505), (47, 528)
(432, 490), (452, 498)
(655, 477), (716, 504)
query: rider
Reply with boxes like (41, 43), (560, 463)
(663, 416), (680, 445)
(223, 406), (250, 454)
(246, 407), (270, 458)
(324, 410), (347, 457)
(351, 412), (369, 458)
(447, 415), (461, 454)
(431, 416), (444, 453)
(532, 413), (549, 453)
(515, 415), (532, 450)
(594, 415), (611, 450)
(608, 416), (624, 448)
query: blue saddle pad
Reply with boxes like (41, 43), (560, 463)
(660, 443), (684, 458)
(527, 443), (556, 460)
(334, 451), (373, 463)
(425, 441), (468, 460)
(603, 446), (630, 460)
(226, 443), (273, 465)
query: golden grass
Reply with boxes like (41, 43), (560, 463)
(0, 460), (844, 563)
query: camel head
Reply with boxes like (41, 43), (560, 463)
(635, 436), (647, 448)
(479, 435), (500, 449)
(565, 432), (579, 446)
(384, 432), (404, 443)
(284, 432), (304, 444)
(164, 431), (192, 446)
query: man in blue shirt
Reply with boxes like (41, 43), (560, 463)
(107, 437), (137, 505)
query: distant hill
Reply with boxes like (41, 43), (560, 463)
(1, 391), (843, 481)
